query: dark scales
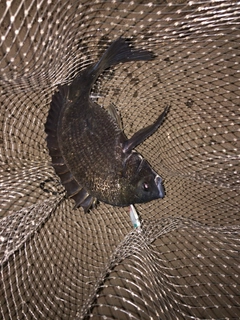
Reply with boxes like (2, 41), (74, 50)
(45, 38), (169, 212)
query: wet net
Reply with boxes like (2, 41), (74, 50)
(0, 0), (239, 319)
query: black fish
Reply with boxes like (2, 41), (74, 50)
(45, 37), (169, 212)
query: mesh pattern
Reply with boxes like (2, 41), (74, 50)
(0, 0), (240, 319)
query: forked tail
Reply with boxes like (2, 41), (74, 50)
(68, 37), (155, 101)
(88, 37), (155, 88)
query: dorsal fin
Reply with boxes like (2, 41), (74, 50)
(45, 86), (97, 212)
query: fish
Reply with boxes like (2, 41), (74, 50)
(45, 37), (169, 212)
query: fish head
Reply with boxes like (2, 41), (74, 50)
(121, 152), (165, 205)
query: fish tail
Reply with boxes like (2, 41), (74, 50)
(91, 37), (155, 80)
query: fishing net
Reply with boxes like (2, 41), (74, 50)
(0, 0), (239, 319)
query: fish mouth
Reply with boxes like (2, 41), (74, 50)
(154, 175), (165, 198)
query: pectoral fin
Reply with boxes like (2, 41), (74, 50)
(123, 106), (170, 153)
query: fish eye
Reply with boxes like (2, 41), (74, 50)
(142, 182), (149, 192)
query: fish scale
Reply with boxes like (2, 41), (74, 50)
(61, 101), (120, 179)
(45, 37), (169, 212)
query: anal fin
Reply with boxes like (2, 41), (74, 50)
(107, 103), (123, 130)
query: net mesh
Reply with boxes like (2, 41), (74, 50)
(0, 0), (239, 319)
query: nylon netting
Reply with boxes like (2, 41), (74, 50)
(0, 0), (240, 319)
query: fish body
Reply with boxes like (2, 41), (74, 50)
(45, 38), (169, 212)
